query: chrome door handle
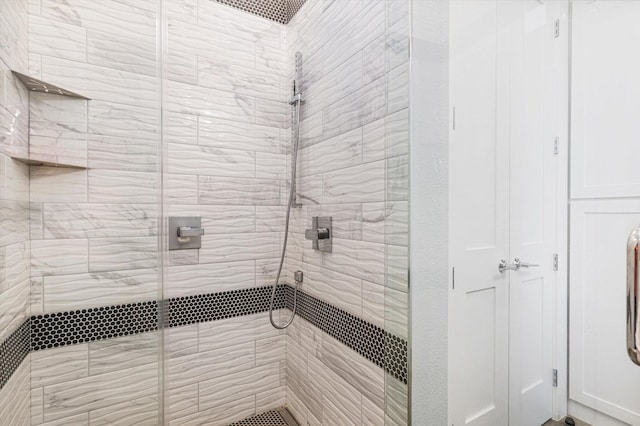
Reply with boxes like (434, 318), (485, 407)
(514, 258), (539, 269)
(627, 225), (640, 366)
(499, 259), (518, 274)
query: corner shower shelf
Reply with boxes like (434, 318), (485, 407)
(9, 155), (87, 169)
(9, 71), (90, 169)
(11, 70), (90, 99)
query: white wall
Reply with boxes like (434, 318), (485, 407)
(569, 2), (640, 425)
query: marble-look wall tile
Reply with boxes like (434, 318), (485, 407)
(198, 56), (281, 99)
(198, 311), (283, 354)
(168, 383), (198, 422)
(0, 101), (29, 158)
(41, 56), (158, 109)
(168, 395), (255, 426)
(320, 334), (384, 408)
(42, 364), (158, 422)
(198, 176), (281, 206)
(88, 101), (158, 141)
(88, 236), (157, 272)
(42, 203), (158, 239)
(301, 262), (362, 318)
(31, 239), (88, 276)
(384, 373), (409, 426)
(88, 169), (158, 204)
(165, 112), (197, 145)
(29, 98), (88, 168)
(199, 232), (280, 264)
(298, 127), (362, 177)
(40, 0), (156, 38)
(0, 200), (29, 247)
(198, 116), (284, 153)
(89, 396), (158, 426)
(31, 345), (89, 388)
(166, 80), (254, 124)
(308, 355), (362, 425)
(363, 117), (385, 163)
(28, 15), (86, 62)
(168, 143), (255, 177)
(0, 153), (29, 202)
(167, 342), (254, 390)
(88, 332), (159, 375)
(87, 135), (158, 172)
(0, 352), (30, 426)
(168, 204), (255, 234)
(385, 108), (409, 158)
(256, 385), (286, 414)
(197, 363), (282, 412)
(32, 386), (44, 425)
(164, 324), (198, 359)
(165, 174), (198, 205)
(165, 261), (255, 298)
(42, 268), (158, 311)
(0, 278), (28, 343)
(86, 29), (156, 77)
(30, 167), (87, 203)
(386, 154), (409, 201)
(323, 161), (385, 204)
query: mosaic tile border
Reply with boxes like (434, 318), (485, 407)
(0, 284), (408, 390)
(213, 0), (307, 24)
(285, 287), (408, 384)
(0, 319), (31, 390)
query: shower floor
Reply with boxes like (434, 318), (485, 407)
(231, 408), (299, 426)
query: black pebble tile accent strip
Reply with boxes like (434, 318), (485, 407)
(165, 285), (286, 328)
(31, 301), (159, 351)
(0, 319), (31, 390)
(1, 284), (407, 389)
(284, 286), (408, 384)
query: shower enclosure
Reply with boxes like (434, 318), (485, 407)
(0, 0), (410, 425)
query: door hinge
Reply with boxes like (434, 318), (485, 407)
(553, 253), (559, 271)
(554, 19), (560, 38)
(554, 137), (559, 155)
(553, 369), (558, 387)
(452, 107), (456, 130)
(452, 266), (455, 290)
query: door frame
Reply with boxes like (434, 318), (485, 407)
(445, 1), (571, 422)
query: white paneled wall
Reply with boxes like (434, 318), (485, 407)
(0, 0), (31, 423)
(569, 2), (640, 424)
(285, 0), (410, 424)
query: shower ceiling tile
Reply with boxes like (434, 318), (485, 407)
(212, 0), (307, 24)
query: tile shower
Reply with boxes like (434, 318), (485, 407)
(0, 0), (409, 424)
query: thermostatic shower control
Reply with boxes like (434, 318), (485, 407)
(169, 216), (204, 250)
(305, 216), (332, 253)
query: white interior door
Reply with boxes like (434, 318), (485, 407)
(507, 1), (558, 425)
(449, 2), (510, 425)
(450, 1), (559, 425)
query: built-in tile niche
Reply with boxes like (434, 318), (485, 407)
(10, 70), (89, 169)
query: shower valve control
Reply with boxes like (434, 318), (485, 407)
(169, 216), (204, 250)
(305, 216), (332, 253)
